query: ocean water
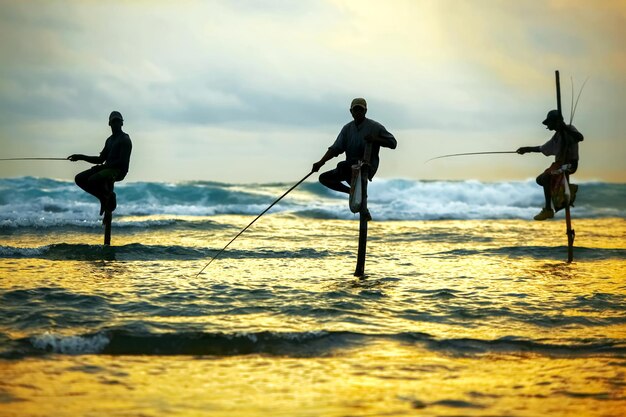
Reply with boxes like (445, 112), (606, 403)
(0, 176), (625, 416)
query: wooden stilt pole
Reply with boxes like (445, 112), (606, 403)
(565, 204), (575, 263)
(103, 211), (112, 246)
(556, 70), (575, 262)
(354, 143), (372, 277)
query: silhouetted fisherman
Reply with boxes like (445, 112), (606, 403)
(68, 111), (132, 216)
(517, 110), (583, 220)
(312, 98), (396, 218)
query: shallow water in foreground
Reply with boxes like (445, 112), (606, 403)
(1, 213), (625, 416)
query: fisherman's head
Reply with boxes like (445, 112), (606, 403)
(109, 111), (124, 130)
(350, 98), (367, 123)
(542, 109), (563, 130)
(109, 110), (124, 126)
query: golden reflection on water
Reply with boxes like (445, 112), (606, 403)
(1, 217), (625, 416)
(1, 344), (625, 417)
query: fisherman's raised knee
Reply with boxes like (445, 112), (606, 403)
(74, 172), (88, 187)
(536, 174), (549, 186)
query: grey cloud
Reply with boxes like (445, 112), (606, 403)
(0, 63), (551, 138)
(0, 66), (416, 129)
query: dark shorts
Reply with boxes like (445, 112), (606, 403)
(89, 166), (122, 182)
(321, 160), (354, 182)
(537, 161), (578, 186)
(75, 165), (123, 190)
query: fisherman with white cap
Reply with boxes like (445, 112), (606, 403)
(517, 109), (584, 220)
(312, 98), (396, 217)
(68, 111), (132, 216)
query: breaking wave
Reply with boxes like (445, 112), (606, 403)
(1, 176), (624, 228)
(5, 329), (623, 358)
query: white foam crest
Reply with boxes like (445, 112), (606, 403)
(121, 202), (279, 217)
(280, 330), (330, 341)
(230, 332), (258, 343)
(361, 179), (544, 220)
(369, 179), (541, 206)
(2, 178), (621, 223)
(0, 198), (101, 228)
(31, 331), (110, 354)
(0, 216), (101, 229)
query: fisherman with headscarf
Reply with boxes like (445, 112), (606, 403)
(517, 110), (583, 220)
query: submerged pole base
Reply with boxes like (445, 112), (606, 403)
(566, 228), (575, 263)
(564, 205), (574, 263)
(354, 208), (368, 277)
(354, 145), (371, 277)
(103, 211), (112, 246)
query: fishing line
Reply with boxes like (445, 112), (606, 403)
(196, 171), (314, 277)
(571, 77), (588, 124)
(425, 151), (517, 163)
(570, 76), (575, 124)
(0, 157), (68, 161)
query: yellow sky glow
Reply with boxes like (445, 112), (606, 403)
(0, 0), (624, 182)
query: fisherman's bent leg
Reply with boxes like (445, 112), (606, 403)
(536, 172), (552, 209)
(532, 171), (555, 220)
(319, 161), (353, 194)
(75, 166), (108, 199)
(75, 166), (119, 215)
(88, 168), (120, 213)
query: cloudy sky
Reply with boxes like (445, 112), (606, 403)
(0, 0), (624, 183)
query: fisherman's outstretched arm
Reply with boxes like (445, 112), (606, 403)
(516, 146), (541, 155)
(312, 148), (341, 172)
(67, 154), (106, 164)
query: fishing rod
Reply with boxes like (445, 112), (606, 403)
(0, 157), (68, 161)
(196, 170), (314, 277)
(425, 151), (517, 163)
(570, 77), (588, 124)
